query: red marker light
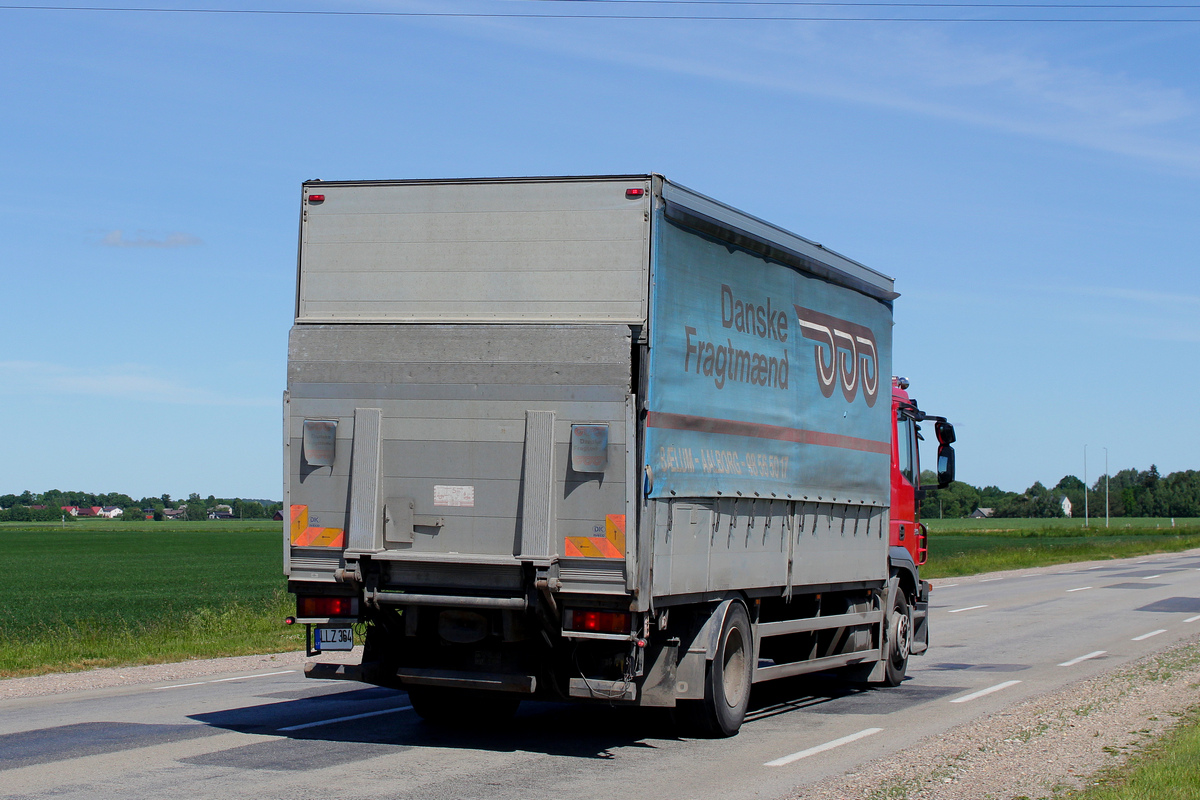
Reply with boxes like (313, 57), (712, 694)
(308, 194), (325, 203)
(564, 609), (631, 634)
(284, 616), (296, 626)
(625, 188), (645, 198)
(297, 596), (353, 617)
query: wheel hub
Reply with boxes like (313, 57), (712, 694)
(892, 610), (911, 661)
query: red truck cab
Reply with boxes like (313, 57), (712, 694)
(887, 376), (956, 665)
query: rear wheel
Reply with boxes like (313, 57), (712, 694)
(676, 601), (753, 737)
(882, 590), (911, 687)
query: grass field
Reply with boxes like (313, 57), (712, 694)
(4, 516), (1200, 678)
(923, 518), (1200, 578)
(0, 520), (301, 678)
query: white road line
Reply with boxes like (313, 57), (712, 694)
(1185, 615), (1200, 623)
(1058, 650), (1106, 667)
(947, 605), (988, 614)
(764, 728), (884, 767)
(1066, 587), (1092, 593)
(278, 705), (414, 732)
(937, 583), (959, 589)
(1132, 630), (1167, 641)
(1142, 575), (1162, 580)
(949, 680), (1021, 704)
(155, 670), (296, 690)
(979, 577), (1002, 582)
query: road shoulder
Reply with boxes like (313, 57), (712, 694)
(788, 635), (1200, 800)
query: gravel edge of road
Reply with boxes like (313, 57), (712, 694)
(790, 631), (1200, 798)
(0, 647), (364, 701)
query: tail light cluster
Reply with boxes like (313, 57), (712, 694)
(563, 608), (631, 635)
(297, 596), (354, 618)
(916, 524), (929, 566)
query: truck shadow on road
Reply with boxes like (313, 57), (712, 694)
(187, 674), (964, 765)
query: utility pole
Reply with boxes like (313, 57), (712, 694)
(1104, 447), (1109, 529)
(1083, 444), (1089, 528)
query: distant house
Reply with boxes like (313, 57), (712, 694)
(208, 511), (235, 520)
(61, 506), (80, 516)
(76, 506), (103, 517)
(162, 508), (187, 520)
(970, 507), (995, 519)
(100, 506), (123, 518)
(272, 510), (284, 521)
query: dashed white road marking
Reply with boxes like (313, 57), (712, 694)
(980, 577), (1003, 583)
(937, 583), (959, 589)
(949, 680), (1021, 704)
(764, 728), (884, 767)
(1132, 630), (1167, 641)
(1067, 587), (1092, 593)
(1185, 615), (1200, 623)
(1058, 651), (1106, 667)
(948, 605), (988, 614)
(1142, 575), (1162, 580)
(278, 705), (414, 732)
(155, 670), (296, 690)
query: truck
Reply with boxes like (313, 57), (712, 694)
(283, 174), (956, 737)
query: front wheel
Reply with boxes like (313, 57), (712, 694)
(882, 590), (912, 687)
(675, 601), (754, 737)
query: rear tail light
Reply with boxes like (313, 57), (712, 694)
(564, 608), (631, 634)
(916, 524), (928, 566)
(297, 596), (353, 618)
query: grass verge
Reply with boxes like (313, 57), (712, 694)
(1064, 706), (1200, 799)
(0, 522), (302, 678)
(922, 519), (1200, 578)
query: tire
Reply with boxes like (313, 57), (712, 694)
(676, 601), (754, 738)
(882, 590), (912, 687)
(406, 686), (521, 726)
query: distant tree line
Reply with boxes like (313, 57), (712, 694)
(0, 489), (283, 522)
(920, 466), (1200, 519)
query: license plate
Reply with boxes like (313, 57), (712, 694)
(314, 626), (353, 651)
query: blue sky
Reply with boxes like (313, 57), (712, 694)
(2, 2), (1197, 501)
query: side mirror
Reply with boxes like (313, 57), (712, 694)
(937, 444), (955, 489)
(935, 421), (956, 446)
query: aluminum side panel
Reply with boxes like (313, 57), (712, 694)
(298, 178), (651, 322)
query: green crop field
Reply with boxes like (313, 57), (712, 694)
(0, 520), (302, 678)
(3, 516), (1200, 677)
(923, 518), (1200, 578)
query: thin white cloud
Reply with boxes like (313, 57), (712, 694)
(1073, 286), (1200, 308)
(427, 10), (1200, 171)
(0, 362), (274, 407)
(101, 230), (204, 248)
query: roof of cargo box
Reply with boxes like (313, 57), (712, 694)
(657, 176), (897, 303)
(302, 174), (896, 303)
(296, 175), (896, 323)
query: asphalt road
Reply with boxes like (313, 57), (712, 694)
(3, 550), (1199, 800)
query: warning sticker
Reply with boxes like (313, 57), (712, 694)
(434, 485), (475, 507)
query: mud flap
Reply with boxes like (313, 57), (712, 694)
(639, 639), (680, 707)
(911, 579), (930, 655)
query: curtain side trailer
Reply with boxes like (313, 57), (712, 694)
(285, 175), (956, 736)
